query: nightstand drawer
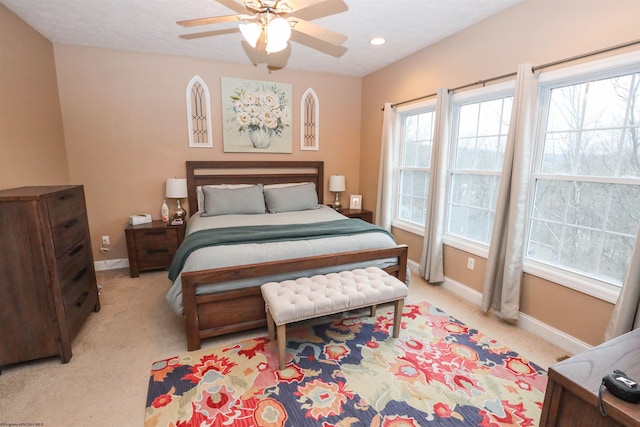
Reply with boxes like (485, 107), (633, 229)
(125, 220), (186, 277)
(136, 247), (177, 270)
(135, 228), (179, 250)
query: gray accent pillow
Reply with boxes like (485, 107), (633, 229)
(264, 182), (320, 213)
(201, 184), (266, 216)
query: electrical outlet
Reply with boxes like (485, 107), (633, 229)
(102, 235), (110, 246)
(467, 257), (475, 270)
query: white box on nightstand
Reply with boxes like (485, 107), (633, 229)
(128, 214), (152, 225)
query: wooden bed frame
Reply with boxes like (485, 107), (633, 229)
(179, 161), (408, 351)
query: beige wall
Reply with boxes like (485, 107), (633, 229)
(0, 4), (69, 189)
(53, 45), (362, 260)
(360, 0), (640, 347)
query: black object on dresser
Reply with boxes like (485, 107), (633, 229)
(0, 185), (100, 371)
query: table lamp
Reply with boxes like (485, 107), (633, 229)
(328, 175), (346, 210)
(165, 178), (188, 222)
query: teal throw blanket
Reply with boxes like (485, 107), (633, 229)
(168, 219), (394, 281)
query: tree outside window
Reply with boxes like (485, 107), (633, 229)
(527, 71), (640, 285)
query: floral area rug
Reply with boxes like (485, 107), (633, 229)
(145, 302), (547, 426)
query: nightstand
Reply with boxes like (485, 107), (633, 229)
(125, 220), (185, 277)
(340, 208), (373, 223)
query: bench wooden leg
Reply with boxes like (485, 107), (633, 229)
(277, 324), (286, 370)
(392, 299), (404, 338)
(266, 305), (275, 341)
(370, 304), (377, 317)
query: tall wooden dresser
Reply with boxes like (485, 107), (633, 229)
(0, 185), (100, 371)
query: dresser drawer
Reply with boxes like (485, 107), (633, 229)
(47, 187), (85, 229)
(135, 228), (179, 250)
(63, 277), (98, 339)
(57, 240), (93, 294)
(51, 215), (88, 257)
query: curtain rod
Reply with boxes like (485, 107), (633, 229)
(388, 39), (640, 110)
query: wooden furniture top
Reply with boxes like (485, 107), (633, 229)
(548, 328), (640, 425)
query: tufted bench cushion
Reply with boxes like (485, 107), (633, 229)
(261, 266), (407, 370)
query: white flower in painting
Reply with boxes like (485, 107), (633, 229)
(279, 108), (291, 122)
(229, 82), (290, 137)
(243, 91), (258, 106)
(261, 111), (279, 129)
(261, 92), (279, 110)
(236, 112), (251, 128)
(246, 105), (262, 118)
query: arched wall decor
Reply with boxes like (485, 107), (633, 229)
(186, 75), (213, 148)
(300, 88), (319, 151)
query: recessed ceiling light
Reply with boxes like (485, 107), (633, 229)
(369, 37), (386, 46)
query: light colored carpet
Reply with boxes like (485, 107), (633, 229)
(0, 268), (566, 426)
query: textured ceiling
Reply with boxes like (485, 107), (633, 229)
(2, 0), (523, 77)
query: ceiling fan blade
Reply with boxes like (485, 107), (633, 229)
(289, 31), (347, 58)
(179, 28), (240, 40)
(216, 0), (250, 15)
(286, 0), (348, 21)
(289, 17), (347, 46)
(177, 14), (243, 27)
(286, 0), (329, 12)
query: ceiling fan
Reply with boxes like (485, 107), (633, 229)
(177, 0), (348, 59)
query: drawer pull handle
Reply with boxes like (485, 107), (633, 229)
(147, 248), (169, 254)
(75, 291), (89, 307)
(144, 230), (167, 236)
(72, 267), (88, 282)
(69, 244), (84, 256)
(63, 219), (79, 229)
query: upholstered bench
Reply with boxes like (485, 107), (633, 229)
(260, 266), (408, 370)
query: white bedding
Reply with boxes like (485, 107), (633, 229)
(165, 206), (401, 315)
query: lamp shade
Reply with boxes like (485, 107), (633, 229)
(265, 17), (291, 53)
(166, 178), (187, 198)
(328, 175), (346, 192)
(239, 22), (261, 48)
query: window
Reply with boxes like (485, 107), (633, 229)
(395, 107), (436, 228)
(527, 69), (640, 286)
(446, 92), (513, 245)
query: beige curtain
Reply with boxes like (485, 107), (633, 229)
(605, 225), (640, 339)
(481, 65), (538, 321)
(419, 88), (450, 283)
(376, 103), (397, 230)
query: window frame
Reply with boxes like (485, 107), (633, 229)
(443, 81), (515, 255)
(391, 99), (437, 236)
(523, 51), (640, 303)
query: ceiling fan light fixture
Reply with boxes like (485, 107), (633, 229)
(239, 21), (261, 48)
(265, 17), (291, 53)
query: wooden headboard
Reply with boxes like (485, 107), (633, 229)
(185, 161), (324, 212)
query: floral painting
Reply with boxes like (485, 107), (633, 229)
(221, 77), (292, 153)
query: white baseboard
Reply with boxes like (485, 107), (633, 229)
(94, 257), (129, 271)
(431, 274), (591, 356)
